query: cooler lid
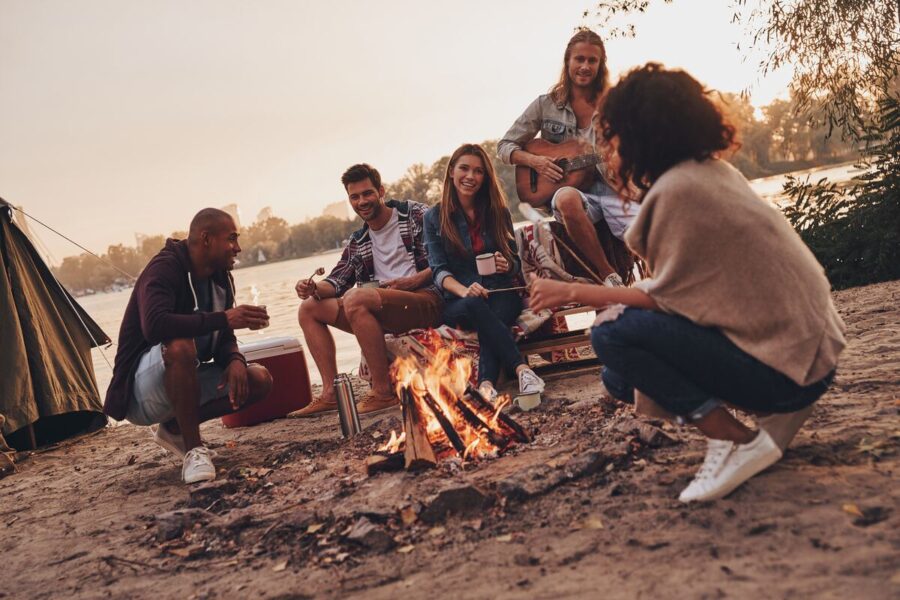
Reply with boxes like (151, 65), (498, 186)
(239, 336), (303, 360)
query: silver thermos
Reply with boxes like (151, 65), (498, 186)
(333, 373), (361, 438)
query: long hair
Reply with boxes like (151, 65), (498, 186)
(549, 28), (609, 107)
(598, 63), (737, 194)
(438, 144), (516, 265)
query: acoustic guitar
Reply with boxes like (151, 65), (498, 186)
(514, 138), (600, 208)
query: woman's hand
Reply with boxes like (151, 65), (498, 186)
(463, 282), (489, 299)
(494, 252), (510, 274)
(528, 274), (574, 311)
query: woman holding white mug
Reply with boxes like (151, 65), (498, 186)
(424, 144), (545, 401)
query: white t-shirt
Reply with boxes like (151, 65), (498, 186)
(369, 208), (417, 282)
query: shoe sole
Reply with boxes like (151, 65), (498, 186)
(291, 407), (339, 418)
(358, 403), (400, 415)
(691, 447), (782, 502)
(184, 472), (216, 484)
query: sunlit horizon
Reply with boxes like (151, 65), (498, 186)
(1, 0), (793, 264)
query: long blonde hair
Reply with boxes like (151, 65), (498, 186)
(550, 28), (609, 106)
(438, 144), (516, 265)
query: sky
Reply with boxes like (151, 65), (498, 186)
(0, 0), (791, 263)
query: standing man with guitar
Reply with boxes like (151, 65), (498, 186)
(498, 29), (638, 287)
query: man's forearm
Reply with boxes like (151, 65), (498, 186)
(412, 268), (433, 288)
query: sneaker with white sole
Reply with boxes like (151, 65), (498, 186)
(678, 438), (734, 503)
(603, 273), (625, 288)
(679, 430), (782, 503)
(182, 446), (216, 484)
(518, 368), (545, 395)
(478, 382), (498, 404)
(151, 424), (187, 458)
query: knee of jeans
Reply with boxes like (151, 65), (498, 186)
(458, 296), (488, 314)
(590, 323), (618, 360)
(161, 339), (197, 367)
(601, 367), (631, 401)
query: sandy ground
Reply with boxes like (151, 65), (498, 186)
(2, 281), (898, 600)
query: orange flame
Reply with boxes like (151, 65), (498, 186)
(388, 336), (517, 462)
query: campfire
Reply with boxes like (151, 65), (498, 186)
(367, 339), (531, 474)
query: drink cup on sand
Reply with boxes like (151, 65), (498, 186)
(476, 253), (497, 276)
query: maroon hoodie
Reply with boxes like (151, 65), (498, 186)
(104, 239), (243, 420)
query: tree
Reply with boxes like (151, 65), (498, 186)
(589, 1), (899, 140)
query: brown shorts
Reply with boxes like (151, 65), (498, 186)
(334, 288), (443, 335)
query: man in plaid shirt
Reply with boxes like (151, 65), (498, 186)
(294, 164), (443, 415)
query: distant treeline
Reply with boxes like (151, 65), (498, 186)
(53, 93), (856, 295)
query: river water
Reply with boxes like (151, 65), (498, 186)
(80, 161), (864, 395)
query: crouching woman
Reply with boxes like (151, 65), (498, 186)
(529, 64), (845, 503)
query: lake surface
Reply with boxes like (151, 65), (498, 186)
(81, 161), (864, 395)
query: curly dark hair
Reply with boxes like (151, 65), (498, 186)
(598, 63), (737, 194)
(341, 163), (382, 191)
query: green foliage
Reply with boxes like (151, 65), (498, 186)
(783, 96), (900, 289)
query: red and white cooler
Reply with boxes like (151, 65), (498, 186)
(221, 336), (313, 428)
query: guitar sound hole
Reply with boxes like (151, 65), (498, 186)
(557, 159), (569, 170)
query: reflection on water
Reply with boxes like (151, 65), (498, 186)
(81, 162), (864, 397)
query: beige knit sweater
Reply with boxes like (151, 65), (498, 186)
(625, 159), (846, 386)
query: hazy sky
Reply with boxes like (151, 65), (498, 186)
(1, 0), (789, 263)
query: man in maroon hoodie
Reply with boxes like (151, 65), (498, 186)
(105, 208), (272, 484)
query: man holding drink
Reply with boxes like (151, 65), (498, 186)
(104, 208), (273, 484)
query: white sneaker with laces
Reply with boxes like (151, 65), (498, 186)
(478, 382), (498, 404)
(678, 438), (734, 503)
(518, 368), (545, 395)
(603, 273), (625, 288)
(151, 424), (187, 458)
(679, 430), (782, 503)
(182, 446), (216, 484)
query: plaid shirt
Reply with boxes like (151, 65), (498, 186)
(323, 199), (437, 297)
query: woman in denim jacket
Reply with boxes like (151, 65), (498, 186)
(424, 144), (545, 401)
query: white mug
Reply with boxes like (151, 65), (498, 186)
(514, 392), (541, 411)
(476, 253), (497, 276)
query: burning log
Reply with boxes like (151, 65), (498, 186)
(463, 386), (531, 444)
(365, 452), (405, 476)
(421, 392), (468, 456)
(401, 387), (437, 471)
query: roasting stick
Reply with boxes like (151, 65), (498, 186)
(486, 285), (529, 295)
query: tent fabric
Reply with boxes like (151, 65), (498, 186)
(0, 199), (110, 456)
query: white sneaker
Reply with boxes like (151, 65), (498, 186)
(478, 382), (498, 404)
(603, 273), (625, 288)
(182, 447), (216, 484)
(151, 424), (187, 458)
(518, 368), (545, 395)
(679, 430), (782, 503)
(678, 438), (734, 503)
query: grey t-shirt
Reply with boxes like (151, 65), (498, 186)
(193, 277), (214, 362)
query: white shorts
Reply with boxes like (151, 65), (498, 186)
(550, 180), (639, 240)
(125, 344), (228, 426)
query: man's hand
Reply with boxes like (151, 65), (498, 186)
(530, 155), (564, 183)
(528, 274), (574, 311)
(222, 360), (248, 410)
(382, 276), (418, 291)
(494, 252), (510, 274)
(295, 278), (318, 299)
(463, 282), (489, 299)
(225, 305), (269, 330)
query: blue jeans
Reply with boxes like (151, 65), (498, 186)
(443, 292), (525, 385)
(591, 308), (834, 419)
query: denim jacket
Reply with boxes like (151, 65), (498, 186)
(423, 204), (522, 299)
(497, 93), (589, 165)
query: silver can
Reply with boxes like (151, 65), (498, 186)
(333, 373), (361, 438)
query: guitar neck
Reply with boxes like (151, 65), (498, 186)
(562, 153), (600, 173)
